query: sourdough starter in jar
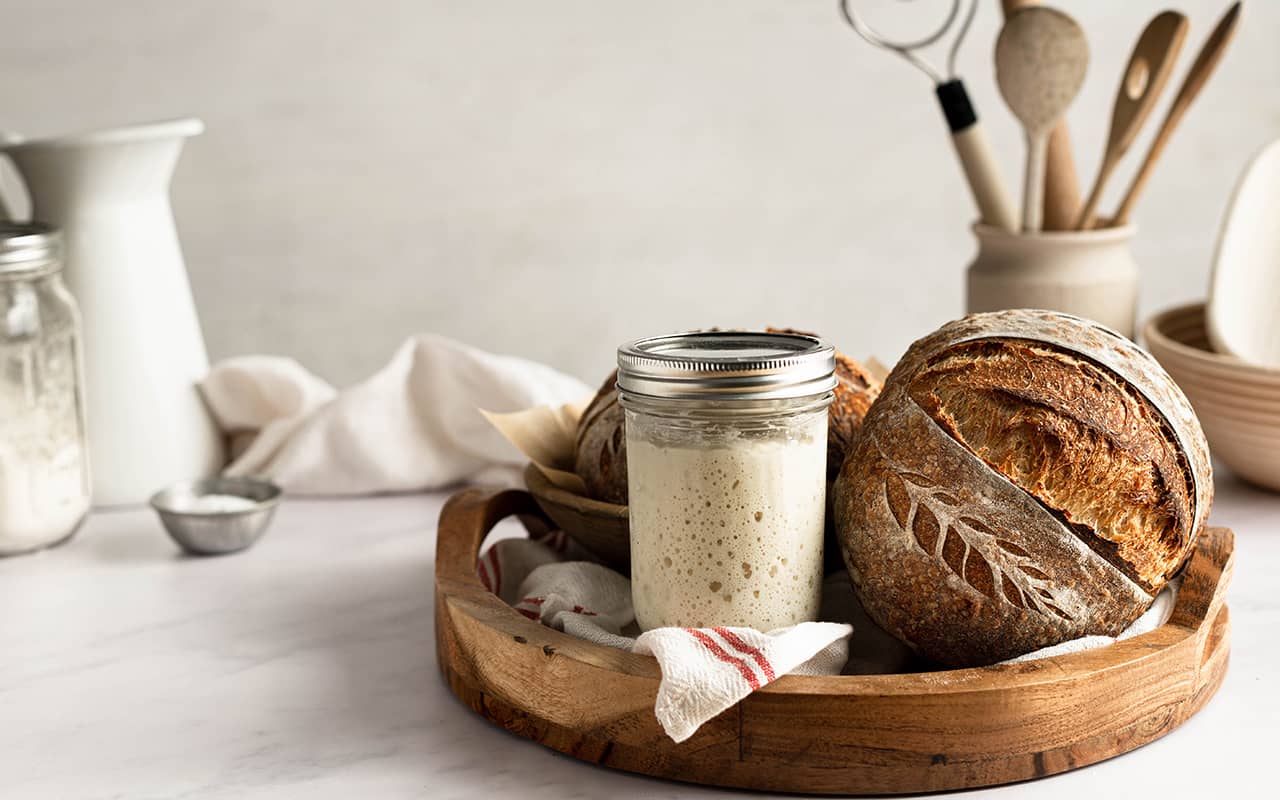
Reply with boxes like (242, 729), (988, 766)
(618, 332), (835, 631)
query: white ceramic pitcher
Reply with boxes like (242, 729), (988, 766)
(0, 119), (225, 505)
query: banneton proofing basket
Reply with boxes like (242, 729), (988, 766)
(435, 488), (1233, 795)
(1145, 303), (1280, 491)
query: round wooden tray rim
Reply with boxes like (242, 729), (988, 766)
(435, 487), (1233, 794)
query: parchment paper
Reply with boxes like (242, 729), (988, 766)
(481, 399), (590, 493)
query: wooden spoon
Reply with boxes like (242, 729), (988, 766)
(1076, 11), (1189, 230)
(1001, 0), (1084, 231)
(1112, 2), (1243, 225)
(995, 8), (1089, 232)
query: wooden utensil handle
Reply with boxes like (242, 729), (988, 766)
(1042, 127), (1083, 230)
(937, 80), (1018, 232)
(1022, 133), (1047, 232)
(1112, 3), (1241, 224)
(1112, 137), (1166, 225)
(951, 125), (1019, 232)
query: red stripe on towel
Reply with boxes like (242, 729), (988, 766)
(514, 596), (545, 622)
(686, 629), (759, 690)
(712, 627), (777, 683)
(476, 558), (493, 592)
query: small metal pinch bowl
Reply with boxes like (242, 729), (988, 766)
(150, 476), (283, 555)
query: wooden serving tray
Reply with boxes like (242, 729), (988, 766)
(434, 488), (1233, 795)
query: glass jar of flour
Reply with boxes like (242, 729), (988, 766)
(0, 223), (89, 555)
(618, 332), (835, 631)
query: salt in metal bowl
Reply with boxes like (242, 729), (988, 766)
(150, 476), (283, 555)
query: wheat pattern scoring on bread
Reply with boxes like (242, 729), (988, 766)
(883, 469), (1075, 622)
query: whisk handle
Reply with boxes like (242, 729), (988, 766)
(936, 80), (1018, 232)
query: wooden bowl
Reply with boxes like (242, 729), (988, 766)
(522, 463), (629, 569)
(1145, 302), (1280, 491)
(436, 488), (1233, 795)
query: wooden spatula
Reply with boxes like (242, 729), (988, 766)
(1111, 2), (1243, 226)
(1077, 11), (1189, 230)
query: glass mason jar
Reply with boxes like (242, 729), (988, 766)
(0, 222), (90, 555)
(617, 332), (835, 631)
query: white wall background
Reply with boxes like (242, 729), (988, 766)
(0, 0), (1274, 385)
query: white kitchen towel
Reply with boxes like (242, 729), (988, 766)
(478, 531), (852, 743)
(478, 529), (1179, 741)
(199, 334), (592, 495)
(999, 580), (1178, 664)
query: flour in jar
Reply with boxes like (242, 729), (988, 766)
(0, 330), (90, 555)
(627, 417), (827, 631)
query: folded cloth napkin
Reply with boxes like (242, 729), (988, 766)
(478, 531), (851, 743)
(200, 334), (591, 495)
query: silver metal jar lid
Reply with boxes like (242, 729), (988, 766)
(0, 222), (63, 277)
(617, 331), (837, 401)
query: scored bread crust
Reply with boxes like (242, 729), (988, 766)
(574, 369), (627, 505)
(908, 339), (1194, 592)
(834, 310), (1211, 667)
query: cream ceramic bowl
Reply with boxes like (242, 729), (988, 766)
(1145, 302), (1280, 491)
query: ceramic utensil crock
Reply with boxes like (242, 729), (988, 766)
(965, 223), (1138, 338)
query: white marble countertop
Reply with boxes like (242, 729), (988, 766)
(2, 473), (1276, 799)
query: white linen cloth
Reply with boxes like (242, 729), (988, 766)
(478, 531), (851, 743)
(199, 334), (591, 495)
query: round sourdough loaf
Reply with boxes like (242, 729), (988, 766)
(768, 328), (881, 480)
(828, 351), (882, 479)
(834, 310), (1212, 667)
(574, 369), (627, 505)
